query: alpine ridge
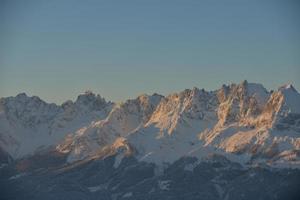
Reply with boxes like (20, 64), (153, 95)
(1, 81), (299, 168)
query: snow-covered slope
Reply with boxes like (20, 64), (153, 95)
(0, 91), (113, 158)
(56, 93), (163, 162)
(1, 81), (299, 169)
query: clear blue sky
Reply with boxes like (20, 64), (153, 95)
(1, 0), (299, 103)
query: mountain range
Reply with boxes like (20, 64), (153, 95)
(1, 81), (300, 200)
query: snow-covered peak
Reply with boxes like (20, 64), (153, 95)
(223, 80), (269, 102)
(74, 91), (112, 112)
(0, 93), (61, 127)
(109, 93), (164, 123)
(136, 93), (164, 108)
(261, 84), (300, 118)
(276, 84), (300, 113)
(146, 87), (218, 135)
(0, 92), (113, 159)
(258, 84), (300, 131)
(216, 81), (270, 126)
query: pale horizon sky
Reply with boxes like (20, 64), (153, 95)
(1, 0), (300, 104)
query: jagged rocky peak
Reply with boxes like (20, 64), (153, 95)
(153, 86), (213, 114)
(178, 87), (218, 119)
(0, 93), (61, 127)
(257, 83), (300, 130)
(147, 87), (218, 134)
(137, 93), (164, 106)
(57, 91), (114, 125)
(107, 93), (164, 127)
(59, 91), (113, 118)
(134, 93), (163, 107)
(262, 83), (300, 117)
(216, 80), (270, 125)
(75, 90), (112, 111)
(277, 84), (300, 112)
(218, 80), (269, 103)
(135, 93), (164, 119)
(1, 92), (60, 112)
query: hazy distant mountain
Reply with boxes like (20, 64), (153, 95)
(1, 81), (300, 200)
